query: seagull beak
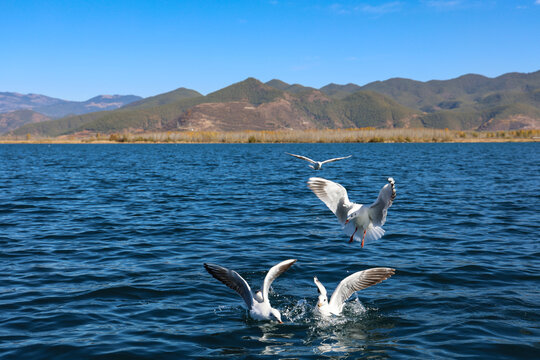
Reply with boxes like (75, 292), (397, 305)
(344, 219), (349, 224)
(278, 320), (283, 324)
(317, 303), (321, 308)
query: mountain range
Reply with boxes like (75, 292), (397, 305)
(4, 70), (540, 136)
(0, 93), (142, 133)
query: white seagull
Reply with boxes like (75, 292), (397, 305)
(314, 267), (395, 316)
(204, 259), (297, 323)
(307, 177), (396, 247)
(286, 153), (352, 170)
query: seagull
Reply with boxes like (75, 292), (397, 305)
(286, 153), (352, 170)
(204, 259), (297, 323)
(307, 177), (396, 247)
(314, 267), (395, 316)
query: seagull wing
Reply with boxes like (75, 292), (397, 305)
(328, 267), (395, 314)
(204, 263), (253, 309)
(307, 177), (353, 224)
(286, 152), (317, 164)
(313, 276), (327, 298)
(368, 178), (396, 227)
(262, 259), (297, 303)
(320, 155), (352, 164)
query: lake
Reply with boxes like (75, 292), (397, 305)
(0, 143), (538, 359)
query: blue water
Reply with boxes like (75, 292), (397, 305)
(0, 143), (539, 359)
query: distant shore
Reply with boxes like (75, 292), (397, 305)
(1, 128), (538, 144)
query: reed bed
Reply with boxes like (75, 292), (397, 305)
(93, 128), (539, 143)
(2, 128), (539, 144)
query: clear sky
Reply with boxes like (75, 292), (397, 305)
(1, 0), (539, 101)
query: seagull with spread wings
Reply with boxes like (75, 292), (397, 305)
(314, 267), (395, 316)
(308, 177), (396, 247)
(204, 259), (297, 323)
(286, 152), (352, 170)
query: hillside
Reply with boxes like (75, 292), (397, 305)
(319, 83), (362, 99)
(124, 87), (202, 109)
(360, 70), (540, 112)
(319, 70), (540, 130)
(0, 110), (51, 134)
(266, 79), (316, 94)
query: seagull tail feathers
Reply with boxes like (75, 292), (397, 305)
(365, 226), (385, 244)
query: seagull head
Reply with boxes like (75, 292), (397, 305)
(317, 296), (328, 308)
(313, 277), (329, 312)
(269, 308), (283, 324)
(345, 214), (355, 224)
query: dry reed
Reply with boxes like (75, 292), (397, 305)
(1, 128), (539, 144)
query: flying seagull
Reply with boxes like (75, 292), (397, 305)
(204, 259), (297, 323)
(286, 153), (352, 170)
(307, 177), (396, 247)
(314, 267), (395, 316)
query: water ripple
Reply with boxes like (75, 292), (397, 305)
(0, 143), (538, 359)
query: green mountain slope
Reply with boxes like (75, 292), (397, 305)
(203, 77), (283, 105)
(12, 86), (204, 136)
(266, 79), (316, 94)
(319, 83), (362, 99)
(361, 70), (540, 111)
(339, 91), (421, 128)
(265, 79), (290, 91)
(124, 87), (202, 109)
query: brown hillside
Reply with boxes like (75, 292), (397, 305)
(478, 115), (540, 131)
(169, 99), (312, 131)
(168, 91), (332, 131)
(0, 110), (51, 134)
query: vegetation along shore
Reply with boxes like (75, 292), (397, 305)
(1, 128), (538, 144)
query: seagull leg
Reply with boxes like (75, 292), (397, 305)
(349, 227), (358, 243)
(361, 230), (367, 248)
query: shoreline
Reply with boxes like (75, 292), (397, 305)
(0, 138), (537, 144)
(2, 128), (538, 144)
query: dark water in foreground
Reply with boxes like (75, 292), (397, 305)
(0, 143), (538, 359)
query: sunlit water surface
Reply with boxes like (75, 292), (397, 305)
(0, 143), (538, 359)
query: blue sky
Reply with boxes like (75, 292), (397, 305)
(1, 0), (539, 100)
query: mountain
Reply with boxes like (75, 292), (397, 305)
(266, 79), (316, 94)
(320, 83), (362, 99)
(0, 110), (51, 134)
(265, 79), (290, 91)
(35, 95), (143, 118)
(11, 78), (418, 136)
(319, 70), (540, 130)
(124, 87), (202, 109)
(0, 92), (142, 118)
(360, 70), (540, 112)
(0, 92), (64, 113)
(7, 70), (540, 136)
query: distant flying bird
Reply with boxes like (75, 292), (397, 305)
(286, 152), (352, 170)
(307, 177), (396, 247)
(314, 267), (395, 316)
(204, 259), (297, 323)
